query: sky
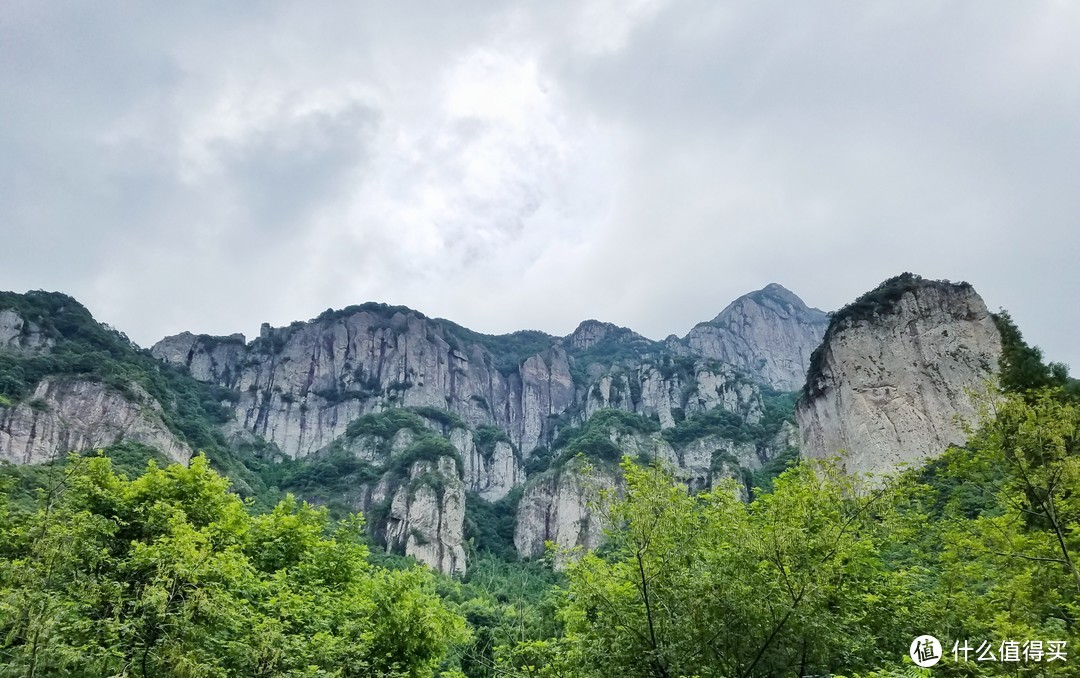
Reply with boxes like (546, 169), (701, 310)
(2, 1), (1078, 369)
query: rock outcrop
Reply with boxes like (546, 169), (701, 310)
(451, 428), (521, 501)
(514, 458), (617, 567)
(318, 423), (469, 575)
(684, 284), (829, 391)
(4, 286), (831, 571)
(796, 275), (1002, 478)
(0, 309), (54, 351)
(153, 308), (577, 460)
(142, 289), (830, 568)
(379, 455), (467, 575)
(512, 411), (796, 563)
(0, 378), (191, 465)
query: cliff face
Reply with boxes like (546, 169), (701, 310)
(153, 309), (575, 460)
(512, 414), (796, 565)
(796, 276), (1002, 478)
(684, 284), (829, 391)
(0, 309), (54, 351)
(2, 286), (825, 571)
(379, 455), (467, 575)
(307, 422), (470, 574)
(513, 457), (616, 567)
(151, 309), (774, 462)
(146, 293), (815, 567)
(0, 378), (191, 465)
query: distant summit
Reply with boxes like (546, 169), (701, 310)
(683, 284), (829, 391)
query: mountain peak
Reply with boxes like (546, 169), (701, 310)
(684, 284), (829, 391)
(568, 319), (650, 351)
(715, 283), (826, 324)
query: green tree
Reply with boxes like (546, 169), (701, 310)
(552, 459), (916, 677)
(900, 389), (1080, 676)
(0, 454), (468, 677)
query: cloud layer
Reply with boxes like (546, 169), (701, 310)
(2, 1), (1078, 370)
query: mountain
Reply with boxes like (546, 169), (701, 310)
(795, 274), (1002, 477)
(683, 283), (829, 391)
(1, 286), (816, 573)
(5, 278), (1076, 678)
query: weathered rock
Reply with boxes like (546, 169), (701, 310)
(584, 362), (763, 430)
(382, 455), (467, 575)
(512, 408), (800, 562)
(796, 276), (1002, 478)
(149, 331), (247, 385)
(684, 284), (828, 391)
(152, 310), (575, 459)
(0, 378), (191, 465)
(451, 428), (521, 501)
(514, 458), (617, 567)
(0, 309), (53, 351)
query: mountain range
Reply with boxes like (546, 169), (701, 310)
(0, 276), (1007, 573)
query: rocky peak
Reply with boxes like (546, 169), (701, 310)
(738, 283), (824, 320)
(568, 320), (653, 353)
(569, 320), (614, 350)
(683, 284), (829, 391)
(796, 274), (1002, 478)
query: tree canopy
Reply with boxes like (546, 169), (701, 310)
(0, 454), (468, 677)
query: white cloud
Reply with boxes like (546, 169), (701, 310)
(0, 0), (1078, 371)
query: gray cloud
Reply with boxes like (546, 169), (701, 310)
(1, 1), (1078, 371)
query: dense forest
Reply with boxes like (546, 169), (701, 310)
(2, 293), (1079, 675)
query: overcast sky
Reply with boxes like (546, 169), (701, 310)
(2, 1), (1078, 369)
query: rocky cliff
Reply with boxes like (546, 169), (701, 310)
(684, 284), (829, 392)
(512, 405), (796, 566)
(293, 415), (470, 574)
(514, 457), (616, 567)
(151, 308), (777, 462)
(142, 290), (822, 568)
(0, 378), (192, 465)
(379, 454), (467, 575)
(0, 296), (197, 466)
(796, 275), (1002, 478)
(152, 307), (575, 460)
(0, 284), (825, 573)
(0, 309), (54, 351)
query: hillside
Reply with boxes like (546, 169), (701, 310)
(1, 285), (809, 573)
(4, 277), (1080, 677)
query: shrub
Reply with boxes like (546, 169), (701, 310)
(412, 406), (465, 430)
(345, 409), (428, 440)
(474, 425), (512, 458)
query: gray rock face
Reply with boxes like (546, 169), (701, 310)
(513, 458), (617, 568)
(451, 428), (521, 501)
(0, 378), (191, 465)
(149, 331), (247, 384)
(147, 292), (820, 568)
(684, 284), (828, 391)
(318, 430), (468, 575)
(513, 420), (796, 562)
(152, 310), (574, 460)
(382, 455), (467, 575)
(796, 278), (1002, 478)
(153, 308), (774, 463)
(0, 309), (53, 351)
(583, 362), (763, 430)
